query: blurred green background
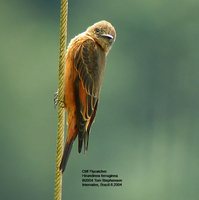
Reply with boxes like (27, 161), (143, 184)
(1, 0), (199, 199)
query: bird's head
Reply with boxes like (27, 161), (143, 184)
(86, 20), (116, 54)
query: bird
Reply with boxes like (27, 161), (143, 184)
(59, 20), (116, 173)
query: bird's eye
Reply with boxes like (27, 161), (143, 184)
(95, 28), (100, 34)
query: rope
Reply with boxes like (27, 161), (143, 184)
(54, 0), (68, 200)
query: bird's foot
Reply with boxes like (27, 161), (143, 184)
(54, 90), (65, 108)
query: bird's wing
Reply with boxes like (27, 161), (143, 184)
(74, 39), (102, 119)
(74, 39), (104, 152)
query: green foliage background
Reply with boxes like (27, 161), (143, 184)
(1, 0), (199, 199)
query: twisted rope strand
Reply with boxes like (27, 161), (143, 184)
(54, 0), (68, 200)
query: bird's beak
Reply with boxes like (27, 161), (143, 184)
(101, 33), (114, 40)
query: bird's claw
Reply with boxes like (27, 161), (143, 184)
(54, 91), (59, 108)
(54, 90), (65, 108)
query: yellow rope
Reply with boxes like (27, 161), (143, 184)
(54, 0), (68, 200)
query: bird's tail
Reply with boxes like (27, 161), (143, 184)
(59, 140), (74, 173)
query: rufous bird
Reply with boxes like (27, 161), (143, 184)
(59, 20), (116, 172)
